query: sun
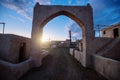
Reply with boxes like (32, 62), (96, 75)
(42, 38), (48, 43)
(41, 34), (49, 43)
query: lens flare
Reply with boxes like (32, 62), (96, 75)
(41, 34), (49, 43)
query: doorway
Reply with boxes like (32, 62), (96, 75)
(113, 28), (119, 38)
(19, 42), (26, 62)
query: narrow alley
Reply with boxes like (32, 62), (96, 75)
(20, 48), (107, 80)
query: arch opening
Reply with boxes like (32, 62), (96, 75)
(38, 11), (85, 49)
(41, 15), (82, 49)
(40, 11), (85, 31)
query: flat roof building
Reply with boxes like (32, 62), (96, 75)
(102, 23), (120, 38)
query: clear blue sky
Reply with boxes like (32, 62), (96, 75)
(0, 0), (120, 41)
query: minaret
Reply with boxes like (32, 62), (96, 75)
(69, 30), (71, 47)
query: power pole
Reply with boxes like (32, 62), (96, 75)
(96, 25), (101, 37)
(95, 25), (106, 37)
(0, 22), (6, 34)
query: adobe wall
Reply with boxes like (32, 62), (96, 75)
(84, 37), (115, 67)
(69, 37), (117, 67)
(70, 48), (85, 65)
(0, 58), (33, 80)
(102, 38), (120, 61)
(102, 24), (120, 38)
(0, 34), (31, 63)
(0, 49), (48, 80)
(31, 3), (94, 67)
(102, 28), (115, 38)
(89, 38), (114, 54)
(0, 34), (12, 62)
(92, 55), (120, 80)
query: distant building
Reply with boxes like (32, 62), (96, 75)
(65, 39), (70, 47)
(41, 41), (51, 48)
(51, 41), (64, 48)
(102, 23), (120, 38)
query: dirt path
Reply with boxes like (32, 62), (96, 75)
(20, 48), (107, 80)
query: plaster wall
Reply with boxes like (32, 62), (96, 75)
(102, 39), (120, 61)
(102, 24), (120, 38)
(85, 37), (114, 66)
(0, 50), (48, 80)
(0, 34), (31, 63)
(31, 3), (94, 67)
(0, 58), (33, 80)
(70, 48), (74, 56)
(90, 38), (114, 54)
(70, 28), (116, 67)
(70, 48), (84, 65)
(74, 50), (83, 63)
(92, 55), (120, 80)
(102, 29), (114, 38)
(0, 34), (12, 62)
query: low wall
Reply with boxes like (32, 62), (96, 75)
(74, 50), (81, 61)
(0, 57), (33, 80)
(86, 38), (115, 67)
(0, 50), (48, 80)
(70, 48), (74, 56)
(92, 54), (120, 80)
(69, 48), (85, 66)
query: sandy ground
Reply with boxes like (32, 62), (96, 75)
(19, 48), (107, 80)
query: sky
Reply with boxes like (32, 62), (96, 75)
(0, 0), (120, 41)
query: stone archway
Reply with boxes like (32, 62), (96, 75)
(31, 2), (94, 67)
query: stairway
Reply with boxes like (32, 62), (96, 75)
(96, 38), (120, 61)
